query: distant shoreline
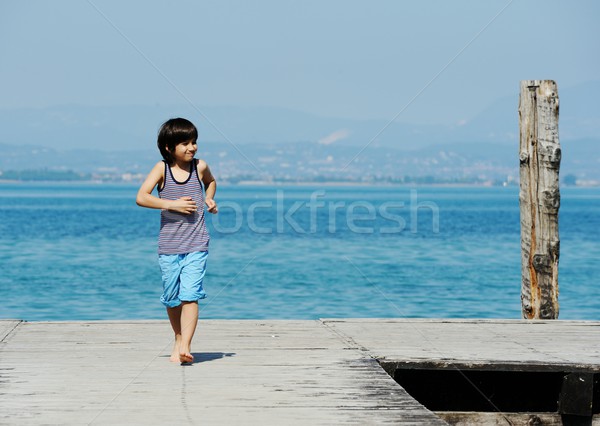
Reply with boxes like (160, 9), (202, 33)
(1, 179), (598, 188)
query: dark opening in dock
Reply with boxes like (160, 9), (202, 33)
(380, 361), (600, 417)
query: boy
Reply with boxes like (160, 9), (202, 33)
(136, 118), (218, 364)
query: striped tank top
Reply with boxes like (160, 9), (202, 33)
(158, 160), (210, 255)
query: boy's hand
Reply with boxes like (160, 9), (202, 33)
(168, 196), (197, 215)
(205, 198), (218, 214)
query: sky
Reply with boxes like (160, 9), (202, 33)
(1, 0), (599, 126)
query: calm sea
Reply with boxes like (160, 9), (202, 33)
(1, 183), (598, 321)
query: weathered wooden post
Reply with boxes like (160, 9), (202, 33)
(519, 80), (561, 319)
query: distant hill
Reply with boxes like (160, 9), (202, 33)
(0, 81), (598, 153)
(1, 137), (598, 183)
(1, 81), (598, 182)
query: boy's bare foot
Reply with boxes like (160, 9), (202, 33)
(170, 339), (181, 362)
(179, 351), (194, 364)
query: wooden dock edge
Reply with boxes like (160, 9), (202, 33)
(2, 318), (599, 425)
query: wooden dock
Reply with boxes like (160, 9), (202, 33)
(1, 319), (599, 425)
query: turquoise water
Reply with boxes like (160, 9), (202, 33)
(1, 183), (599, 321)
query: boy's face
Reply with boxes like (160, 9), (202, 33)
(170, 139), (197, 162)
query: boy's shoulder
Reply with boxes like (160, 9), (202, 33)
(152, 160), (166, 172)
(195, 158), (209, 171)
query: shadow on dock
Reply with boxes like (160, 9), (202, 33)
(159, 351), (236, 363)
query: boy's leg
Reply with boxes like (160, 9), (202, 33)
(159, 253), (186, 361)
(177, 251), (208, 364)
(167, 305), (182, 362)
(179, 301), (198, 363)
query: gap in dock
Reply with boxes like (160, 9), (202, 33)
(379, 360), (600, 426)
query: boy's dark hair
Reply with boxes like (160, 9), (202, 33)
(157, 118), (198, 163)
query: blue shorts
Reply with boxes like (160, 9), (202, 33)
(158, 251), (208, 308)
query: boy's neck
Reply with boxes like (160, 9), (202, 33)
(171, 158), (194, 170)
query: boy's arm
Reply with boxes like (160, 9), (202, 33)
(197, 160), (218, 214)
(136, 161), (198, 215)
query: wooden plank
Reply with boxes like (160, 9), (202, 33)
(323, 319), (600, 369)
(0, 320), (446, 425)
(437, 411), (600, 426)
(0, 320), (22, 342)
(4, 318), (598, 425)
